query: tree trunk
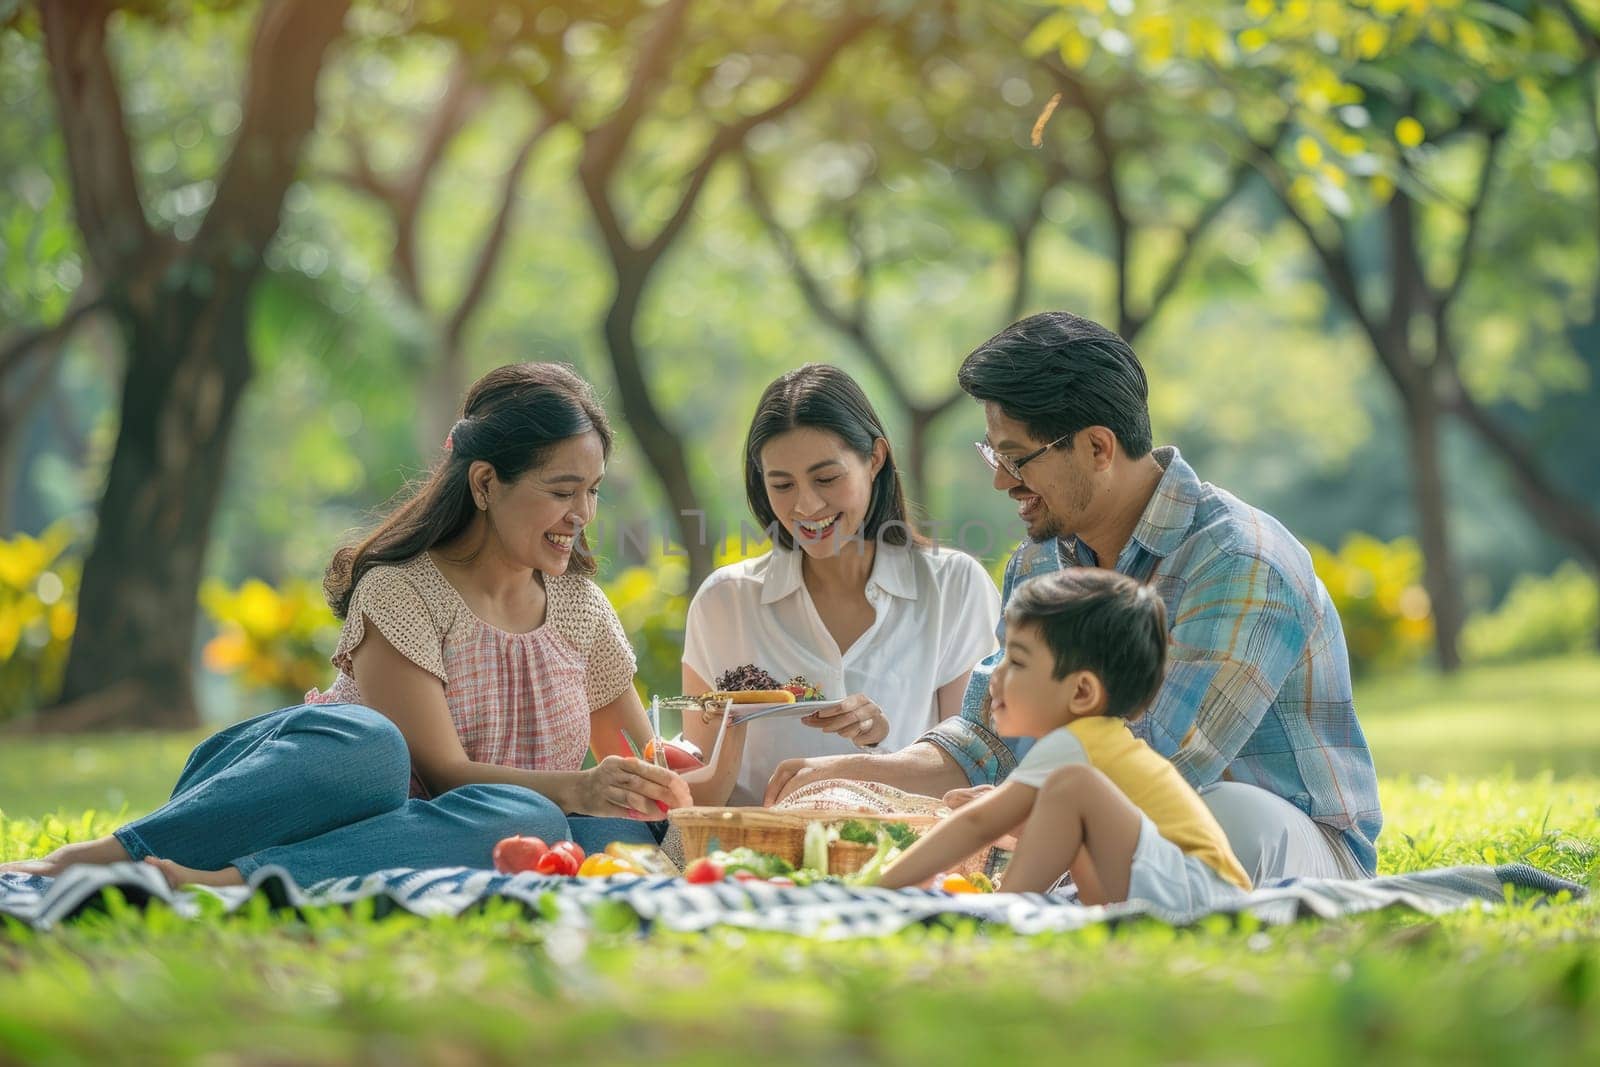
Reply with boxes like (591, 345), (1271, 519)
(603, 265), (713, 587)
(417, 335), (468, 458)
(54, 282), (254, 729)
(904, 408), (932, 517)
(1401, 383), (1464, 672)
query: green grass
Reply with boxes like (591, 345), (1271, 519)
(3, 657), (1599, 1064)
(1358, 655), (1600, 778)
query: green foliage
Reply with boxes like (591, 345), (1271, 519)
(0, 522), (79, 720)
(601, 536), (773, 701)
(2, 770), (1597, 1064)
(1308, 534), (1434, 676)
(1464, 562), (1600, 666)
(599, 550), (690, 702)
(199, 577), (342, 706)
(3, 658), (1599, 1063)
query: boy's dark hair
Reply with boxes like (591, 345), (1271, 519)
(1004, 569), (1168, 719)
(957, 311), (1153, 460)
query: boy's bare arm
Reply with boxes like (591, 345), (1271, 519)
(876, 782), (1036, 890)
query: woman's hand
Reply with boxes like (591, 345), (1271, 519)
(576, 755), (692, 819)
(940, 784), (995, 810)
(801, 693), (889, 749)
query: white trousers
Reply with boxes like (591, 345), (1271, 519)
(1199, 781), (1367, 886)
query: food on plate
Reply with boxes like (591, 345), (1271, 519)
(715, 664), (783, 691)
(783, 675), (827, 701)
(703, 689), (796, 705)
(703, 664), (826, 705)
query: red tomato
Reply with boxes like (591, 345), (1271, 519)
(643, 738), (705, 772)
(535, 849), (579, 877)
(551, 840), (585, 866)
(491, 836), (549, 874)
(684, 858), (725, 884)
(731, 870), (761, 883)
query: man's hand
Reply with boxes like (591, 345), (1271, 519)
(766, 741), (977, 806)
(763, 753), (869, 806)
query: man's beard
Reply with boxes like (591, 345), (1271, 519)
(1024, 469), (1092, 544)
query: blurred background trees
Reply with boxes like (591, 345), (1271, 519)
(2, 0), (1598, 729)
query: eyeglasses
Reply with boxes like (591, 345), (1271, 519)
(974, 434), (1070, 482)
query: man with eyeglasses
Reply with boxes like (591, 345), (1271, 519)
(766, 310), (1381, 883)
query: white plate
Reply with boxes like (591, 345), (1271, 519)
(727, 699), (843, 725)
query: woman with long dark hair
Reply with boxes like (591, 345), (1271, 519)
(681, 364), (1000, 806)
(5, 363), (690, 886)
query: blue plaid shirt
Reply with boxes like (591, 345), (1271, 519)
(919, 447), (1382, 875)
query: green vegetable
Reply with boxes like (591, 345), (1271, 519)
(708, 847), (793, 881)
(802, 821), (831, 875)
(845, 835), (903, 887)
(836, 819), (918, 849)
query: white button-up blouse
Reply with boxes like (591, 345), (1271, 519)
(682, 542), (1001, 805)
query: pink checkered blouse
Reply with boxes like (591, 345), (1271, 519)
(306, 553), (637, 798)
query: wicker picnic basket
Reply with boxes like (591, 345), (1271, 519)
(668, 780), (1002, 878)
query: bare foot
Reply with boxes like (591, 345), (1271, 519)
(0, 835), (133, 878)
(143, 856), (244, 889)
(0, 858), (62, 877)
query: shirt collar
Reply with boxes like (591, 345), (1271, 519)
(1126, 446), (1199, 560)
(1055, 446), (1198, 567)
(759, 542), (919, 605)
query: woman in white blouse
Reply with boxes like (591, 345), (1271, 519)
(681, 364), (1001, 806)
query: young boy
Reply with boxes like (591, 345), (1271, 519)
(877, 569), (1251, 908)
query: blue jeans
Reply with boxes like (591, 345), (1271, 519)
(113, 703), (661, 885)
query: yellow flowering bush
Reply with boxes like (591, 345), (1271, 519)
(200, 578), (341, 704)
(1308, 534), (1434, 676)
(0, 522), (79, 720)
(600, 534), (774, 701)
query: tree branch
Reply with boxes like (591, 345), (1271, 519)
(442, 112), (560, 348)
(1555, 0), (1600, 57)
(391, 57), (488, 307)
(740, 154), (913, 412)
(194, 0), (352, 269)
(1442, 365), (1600, 556)
(38, 0), (152, 281)
(1124, 126), (1283, 343)
(1051, 69), (1130, 335)
(1434, 125), (1506, 319)
(395, 56), (485, 225)
(580, 0), (693, 191)
(641, 12), (875, 264)
(0, 287), (106, 381)
(1005, 174), (1051, 325)
(1252, 142), (1409, 389)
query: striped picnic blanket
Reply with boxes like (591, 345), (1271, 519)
(0, 861), (1584, 934)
